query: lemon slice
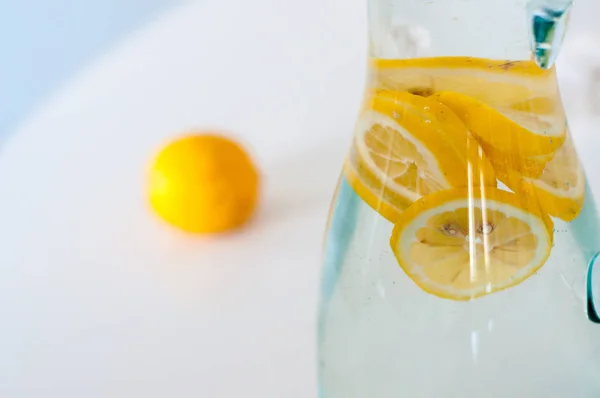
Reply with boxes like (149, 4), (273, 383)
(347, 90), (496, 222)
(344, 159), (407, 222)
(432, 91), (566, 157)
(480, 140), (554, 182)
(370, 57), (559, 107)
(390, 187), (554, 300)
(518, 134), (585, 222)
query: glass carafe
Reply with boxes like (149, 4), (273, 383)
(318, 0), (600, 396)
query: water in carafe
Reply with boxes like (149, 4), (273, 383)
(318, 0), (600, 396)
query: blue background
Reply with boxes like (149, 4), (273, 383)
(0, 0), (179, 139)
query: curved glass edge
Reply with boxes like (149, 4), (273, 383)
(320, 176), (359, 304)
(587, 252), (600, 324)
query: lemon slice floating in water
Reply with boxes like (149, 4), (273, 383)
(370, 57), (560, 108)
(432, 91), (566, 158)
(518, 135), (585, 222)
(390, 187), (553, 300)
(347, 90), (496, 222)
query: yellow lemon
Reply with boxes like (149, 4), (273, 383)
(390, 187), (553, 300)
(517, 134), (585, 222)
(149, 134), (259, 233)
(432, 91), (566, 158)
(347, 90), (496, 222)
(370, 57), (559, 108)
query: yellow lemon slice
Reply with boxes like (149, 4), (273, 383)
(347, 90), (496, 222)
(390, 187), (554, 300)
(432, 91), (566, 157)
(510, 95), (563, 115)
(344, 160), (406, 222)
(517, 135), (585, 222)
(370, 57), (559, 107)
(480, 140), (554, 182)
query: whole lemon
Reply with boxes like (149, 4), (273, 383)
(149, 134), (260, 233)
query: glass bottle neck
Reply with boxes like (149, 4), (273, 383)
(367, 0), (572, 65)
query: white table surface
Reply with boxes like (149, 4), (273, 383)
(0, 1), (364, 396)
(0, 0), (599, 397)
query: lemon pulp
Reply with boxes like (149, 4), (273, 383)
(391, 188), (553, 300)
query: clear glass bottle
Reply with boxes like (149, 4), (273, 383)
(318, 0), (600, 396)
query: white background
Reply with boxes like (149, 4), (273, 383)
(1, 0), (599, 396)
